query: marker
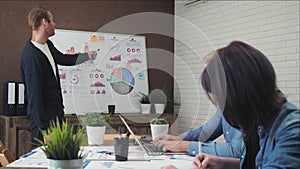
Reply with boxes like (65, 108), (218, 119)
(118, 127), (122, 139)
(126, 131), (130, 138)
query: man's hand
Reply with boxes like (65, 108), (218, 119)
(154, 134), (183, 142)
(153, 140), (189, 152)
(88, 51), (97, 60)
(152, 134), (187, 152)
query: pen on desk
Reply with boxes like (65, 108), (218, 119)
(20, 150), (37, 158)
(118, 127), (122, 139)
(99, 151), (112, 155)
(83, 160), (91, 168)
(170, 157), (192, 161)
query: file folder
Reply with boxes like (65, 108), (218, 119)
(2, 81), (17, 116)
(16, 82), (27, 116)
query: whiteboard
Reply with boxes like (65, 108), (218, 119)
(50, 29), (149, 114)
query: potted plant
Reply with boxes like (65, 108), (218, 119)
(149, 89), (168, 114)
(80, 112), (112, 145)
(35, 118), (84, 169)
(149, 118), (169, 140)
(149, 88), (181, 114)
(138, 92), (151, 114)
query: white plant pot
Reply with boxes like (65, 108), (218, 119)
(150, 124), (169, 140)
(141, 104), (151, 114)
(48, 158), (83, 169)
(154, 104), (165, 114)
(86, 126), (106, 145)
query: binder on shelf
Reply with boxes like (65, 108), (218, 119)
(16, 82), (27, 116)
(3, 81), (17, 116)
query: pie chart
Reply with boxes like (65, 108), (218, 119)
(110, 67), (135, 95)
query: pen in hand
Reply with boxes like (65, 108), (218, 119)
(198, 141), (202, 156)
(198, 141), (202, 169)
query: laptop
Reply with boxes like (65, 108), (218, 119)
(118, 115), (187, 156)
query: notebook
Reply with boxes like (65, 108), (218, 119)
(118, 115), (187, 156)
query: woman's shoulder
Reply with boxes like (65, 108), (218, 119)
(272, 101), (299, 136)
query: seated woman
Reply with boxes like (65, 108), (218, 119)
(192, 41), (300, 169)
(163, 41), (299, 169)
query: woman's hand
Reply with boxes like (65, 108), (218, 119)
(193, 153), (239, 169)
(193, 153), (223, 169)
(161, 165), (178, 169)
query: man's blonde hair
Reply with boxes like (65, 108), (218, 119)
(27, 6), (50, 30)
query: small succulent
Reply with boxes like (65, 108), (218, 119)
(150, 118), (168, 125)
(81, 112), (112, 126)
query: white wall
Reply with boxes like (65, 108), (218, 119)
(174, 1), (299, 134)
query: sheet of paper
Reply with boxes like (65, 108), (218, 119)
(19, 149), (46, 159)
(84, 160), (151, 169)
(149, 158), (194, 169)
(85, 146), (149, 161)
(7, 158), (48, 168)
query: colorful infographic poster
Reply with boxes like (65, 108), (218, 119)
(51, 29), (148, 114)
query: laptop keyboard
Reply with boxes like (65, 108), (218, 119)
(142, 143), (164, 156)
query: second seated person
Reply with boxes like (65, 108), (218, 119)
(153, 109), (244, 158)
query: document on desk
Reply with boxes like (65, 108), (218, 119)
(84, 161), (150, 169)
(85, 156), (193, 169)
(149, 155), (194, 169)
(83, 146), (168, 161)
(19, 149), (46, 159)
(7, 158), (48, 168)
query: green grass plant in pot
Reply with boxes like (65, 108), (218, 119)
(81, 112), (112, 145)
(35, 118), (84, 169)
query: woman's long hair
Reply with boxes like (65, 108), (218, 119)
(201, 41), (286, 169)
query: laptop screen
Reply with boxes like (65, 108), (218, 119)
(118, 115), (149, 154)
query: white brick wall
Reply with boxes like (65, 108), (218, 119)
(174, 1), (300, 134)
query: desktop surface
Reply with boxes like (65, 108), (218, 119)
(4, 144), (193, 169)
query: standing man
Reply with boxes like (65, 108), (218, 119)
(20, 6), (97, 145)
